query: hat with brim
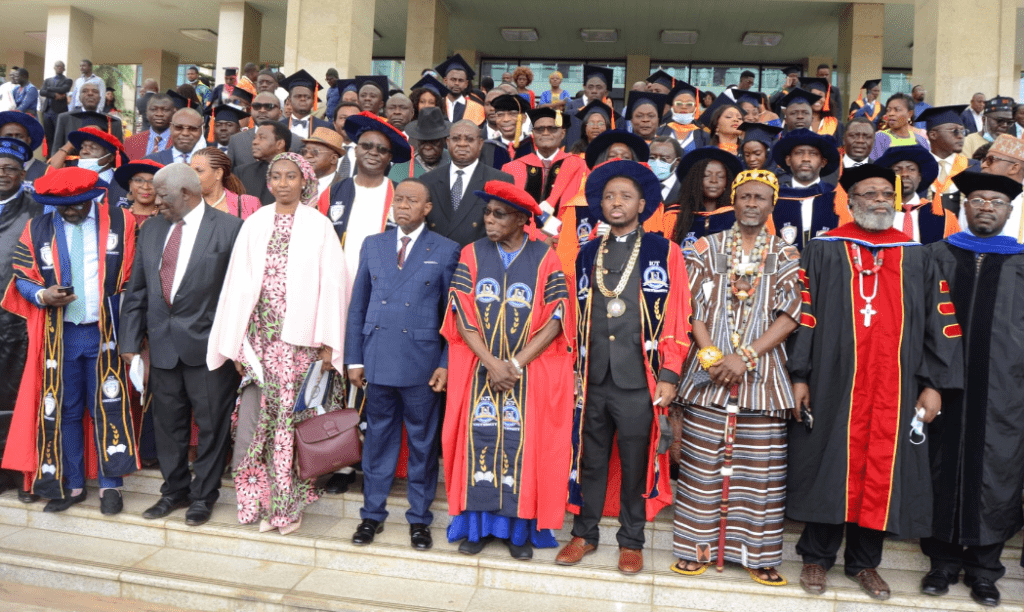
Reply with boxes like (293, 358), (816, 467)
(952, 170), (1023, 202)
(676, 146), (743, 183)
(0, 111), (44, 150)
(435, 54), (476, 81)
(473, 180), (542, 218)
(585, 159), (662, 223)
(696, 92), (743, 129)
(343, 111), (412, 163)
(584, 129), (649, 169)
(0, 137), (32, 163)
(575, 99), (623, 131)
(32, 167), (109, 206)
(68, 126), (128, 166)
(212, 104), (251, 124)
(771, 128), (840, 176)
(410, 75), (449, 100)
(404, 107), (450, 141)
(873, 145), (939, 192)
(838, 163), (896, 193)
(354, 75), (390, 104)
(113, 159), (164, 190)
(302, 127), (347, 156)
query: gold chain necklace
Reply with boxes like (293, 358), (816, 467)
(594, 230), (642, 317)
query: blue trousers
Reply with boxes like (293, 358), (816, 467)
(62, 323), (122, 490)
(360, 383), (440, 524)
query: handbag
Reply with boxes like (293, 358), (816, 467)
(293, 363), (362, 481)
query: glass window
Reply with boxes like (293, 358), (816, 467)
(881, 72), (911, 105)
(690, 65), (760, 96)
(760, 66), (792, 96)
(372, 59), (405, 89)
(648, 65), (691, 85)
(482, 60), (626, 106)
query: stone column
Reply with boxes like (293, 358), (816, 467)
(284, 0), (374, 79)
(4, 51), (44, 88)
(805, 56), (833, 77)
(452, 48), (480, 84)
(217, 2), (262, 77)
(626, 54), (651, 92)
(838, 3), (884, 118)
(44, 5), (93, 76)
(913, 0), (1019, 105)
(141, 50), (181, 91)
(403, 0), (448, 90)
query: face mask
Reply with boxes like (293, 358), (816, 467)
(672, 112), (694, 124)
(77, 156), (108, 174)
(649, 159), (675, 181)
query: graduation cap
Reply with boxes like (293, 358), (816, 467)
(740, 122), (783, 147)
(646, 70), (676, 91)
(585, 160), (662, 223)
(0, 110), (45, 150)
(224, 67), (238, 77)
(409, 74), (449, 100)
(474, 180), (542, 218)
(212, 104), (251, 124)
(731, 89), (766, 107)
(113, 159), (164, 191)
(526, 106), (570, 128)
(68, 110), (119, 138)
(165, 90), (193, 110)
(676, 146), (743, 183)
(777, 87), (821, 110)
(583, 65), (614, 88)
(669, 81), (699, 101)
(953, 169), (1024, 202)
(798, 77), (832, 112)
(67, 125), (128, 167)
(873, 144), (940, 191)
(343, 111), (412, 163)
(0, 137), (32, 163)
(281, 69), (324, 95)
(860, 79), (882, 92)
(696, 93), (742, 129)
(625, 91), (669, 121)
(227, 87), (253, 105)
(434, 54), (475, 80)
(915, 105), (968, 130)
(780, 65), (802, 77)
(838, 163), (896, 193)
(772, 127), (840, 176)
(354, 75), (389, 104)
(584, 130), (649, 169)
(491, 94), (526, 114)
(575, 99), (622, 131)
(334, 79), (357, 94)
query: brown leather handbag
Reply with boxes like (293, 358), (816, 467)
(292, 365), (362, 481)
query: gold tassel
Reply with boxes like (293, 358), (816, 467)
(894, 175), (903, 211)
(555, 111), (562, 128)
(514, 113), (523, 147)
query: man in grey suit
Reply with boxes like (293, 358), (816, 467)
(226, 92), (302, 168)
(119, 164), (242, 527)
(423, 120), (513, 247)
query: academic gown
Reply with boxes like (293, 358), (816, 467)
(926, 237), (1024, 546)
(786, 224), (963, 538)
(678, 207), (736, 252)
(768, 182), (851, 251)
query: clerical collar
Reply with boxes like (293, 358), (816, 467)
(792, 177), (821, 189)
(903, 194), (921, 208)
(611, 228), (639, 242)
(843, 154), (866, 168)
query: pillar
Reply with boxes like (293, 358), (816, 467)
(838, 3), (884, 116)
(141, 50), (180, 90)
(626, 55), (651, 92)
(284, 0), (373, 79)
(913, 0), (1018, 105)
(217, 2), (262, 78)
(44, 5), (93, 79)
(403, 0), (448, 91)
(4, 51), (44, 87)
(452, 48), (480, 84)
(805, 56), (833, 77)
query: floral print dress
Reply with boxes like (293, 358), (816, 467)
(234, 213), (320, 526)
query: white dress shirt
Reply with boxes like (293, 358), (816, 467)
(445, 95), (466, 122)
(345, 180), (391, 284)
(316, 172), (337, 198)
(792, 177), (821, 234)
(891, 194), (923, 242)
(62, 203), (100, 323)
(172, 147), (193, 165)
(288, 114), (313, 139)
(969, 109), (984, 133)
(449, 159), (479, 199)
(162, 201), (206, 304)
(660, 174), (678, 202)
(486, 124), (502, 141)
(932, 152), (959, 195)
(843, 154), (866, 168)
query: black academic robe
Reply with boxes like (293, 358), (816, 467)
(926, 240), (1024, 546)
(771, 181), (846, 251)
(786, 224), (963, 539)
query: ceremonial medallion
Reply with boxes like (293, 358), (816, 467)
(607, 297), (626, 317)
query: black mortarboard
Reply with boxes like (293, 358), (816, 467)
(491, 94), (526, 113)
(838, 163), (895, 193)
(860, 79), (881, 91)
(696, 93), (742, 129)
(625, 91), (669, 121)
(434, 54), (475, 80)
(778, 87), (821, 109)
(646, 70), (676, 90)
(354, 75), (389, 103)
(916, 105), (968, 130)
(740, 122), (783, 147)
(281, 69), (324, 94)
(576, 99), (623, 130)
(669, 81), (699, 100)
(799, 77), (830, 94)
(224, 67), (238, 76)
(583, 65), (614, 88)
(212, 104), (251, 123)
(731, 89), (766, 107)
(228, 88), (253, 105)
(953, 170), (1024, 201)
(772, 128), (840, 176)
(780, 65), (802, 77)
(69, 110), (118, 134)
(334, 78), (357, 94)
(676, 146), (743, 182)
(165, 90), (192, 110)
(526, 107), (570, 127)
(410, 74), (449, 99)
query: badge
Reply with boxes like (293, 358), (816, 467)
(506, 282), (533, 308)
(40, 244), (53, 266)
(642, 262), (668, 293)
(475, 278), (501, 303)
(106, 232), (119, 251)
(781, 223), (797, 245)
(40, 464), (57, 475)
(577, 220), (592, 243)
(472, 396), (498, 427)
(43, 393), (56, 418)
(329, 203), (345, 222)
(681, 232), (698, 253)
(529, 167), (538, 175)
(502, 398), (521, 431)
(577, 272), (590, 301)
(101, 375), (120, 399)
(815, 226), (830, 237)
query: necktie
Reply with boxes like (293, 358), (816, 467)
(541, 159), (553, 193)
(338, 148), (352, 177)
(294, 119), (308, 129)
(937, 160), (950, 193)
(65, 224), (86, 324)
(178, 151), (190, 164)
(161, 221), (184, 305)
(451, 170), (464, 211)
(398, 236), (411, 269)
(150, 135), (162, 155)
(901, 203), (918, 239)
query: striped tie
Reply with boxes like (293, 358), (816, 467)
(64, 224), (86, 324)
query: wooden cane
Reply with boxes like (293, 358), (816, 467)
(717, 401), (740, 572)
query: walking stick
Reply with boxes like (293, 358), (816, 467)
(717, 400), (740, 572)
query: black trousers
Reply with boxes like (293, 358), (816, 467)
(921, 537), (1006, 582)
(797, 522), (886, 575)
(149, 360), (239, 503)
(43, 111), (58, 154)
(570, 378), (652, 549)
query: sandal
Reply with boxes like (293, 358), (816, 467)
(670, 559), (709, 576)
(848, 568), (890, 600)
(747, 566), (787, 586)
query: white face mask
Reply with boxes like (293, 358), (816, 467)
(648, 159), (676, 181)
(77, 156), (108, 174)
(672, 112), (694, 124)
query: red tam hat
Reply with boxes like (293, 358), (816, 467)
(33, 167), (110, 206)
(68, 125), (127, 167)
(473, 180), (543, 217)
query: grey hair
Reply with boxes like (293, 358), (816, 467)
(451, 119), (478, 131)
(155, 163), (202, 196)
(253, 92), (281, 108)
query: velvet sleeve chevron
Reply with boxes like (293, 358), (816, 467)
(917, 254), (964, 392)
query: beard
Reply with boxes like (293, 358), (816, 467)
(852, 205), (895, 231)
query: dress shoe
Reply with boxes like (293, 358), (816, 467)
(43, 491), (86, 513)
(185, 500), (213, 526)
(324, 472), (355, 494)
(799, 563), (828, 595)
(410, 523), (432, 550)
(965, 575), (1001, 607)
(458, 536), (493, 555)
(920, 569), (958, 596)
(99, 489), (123, 515)
(506, 539), (533, 560)
(555, 537), (596, 565)
(848, 568), (890, 601)
(17, 489), (39, 504)
(618, 547), (644, 574)
(142, 495), (190, 520)
(352, 519), (383, 545)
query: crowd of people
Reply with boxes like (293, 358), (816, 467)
(2, 54), (1024, 609)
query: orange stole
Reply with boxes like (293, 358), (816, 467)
(930, 154), (970, 210)
(817, 116), (839, 136)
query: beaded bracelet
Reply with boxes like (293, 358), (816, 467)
(738, 345), (758, 371)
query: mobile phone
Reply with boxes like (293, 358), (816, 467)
(56, 286), (74, 296)
(801, 408), (814, 432)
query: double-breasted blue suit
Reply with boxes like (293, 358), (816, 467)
(344, 226), (459, 525)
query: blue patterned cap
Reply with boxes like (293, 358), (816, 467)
(0, 137), (31, 163)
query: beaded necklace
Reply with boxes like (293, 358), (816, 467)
(723, 223), (768, 347)
(850, 243), (884, 327)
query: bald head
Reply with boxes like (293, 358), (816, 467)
(170, 108), (204, 153)
(252, 92), (282, 124)
(154, 163), (202, 222)
(385, 93), (414, 131)
(143, 78), (159, 93)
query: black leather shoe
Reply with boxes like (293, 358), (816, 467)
(965, 576), (1000, 607)
(142, 495), (190, 520)
(43, 491), (86, 513)
(458, 536), (493, 555)
(410, 523), (432, 550)
(506, 539), (533, 560)
(99, 489), (123, 515)
(920, 569), (957, 596)
(17, 489), (39, 504)
(324, 472), (356, 494)
(352, 519), (383, 545)
(185, 500), (213, 526)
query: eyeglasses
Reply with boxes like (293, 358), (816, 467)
(851, 190), (897, 203)
(130, 176), (154, 186)
(358, 142), (391, 156)
(673, 101), (696, 110)
(300, 147), (329, 157)
(447, 134), (478, 144)
(585, 120), (607, 129)
(933, 127), (967, 137)
(532, 126), (563, 134)
(966, 197), (1011, 210)
(171, 123), (202, 134)
(982, 155), (1017, 166)
(483, 207), (511, 219)
(0, 165), (23, 176)
(251, 103), (277, 111)
(991, 117), (1015, 126)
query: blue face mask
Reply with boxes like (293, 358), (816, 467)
(672, 112), (694, 124)
(649, 159), (675, 181)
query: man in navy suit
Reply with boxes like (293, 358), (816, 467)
(346, 177), (459, 551)
(144, 108), (205, 166)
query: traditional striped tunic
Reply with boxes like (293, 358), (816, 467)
(672, 230), (801, 569)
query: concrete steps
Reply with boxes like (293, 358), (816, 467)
(0, 470), (1021, 612)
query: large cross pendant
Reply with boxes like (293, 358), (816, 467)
(860, 301), (877, 327)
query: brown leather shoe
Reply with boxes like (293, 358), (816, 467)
(618, 547), (644, 574)
(800, 563), (828, 595)
(849, 568), (891, 600)
(555, 537), (596, 566)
